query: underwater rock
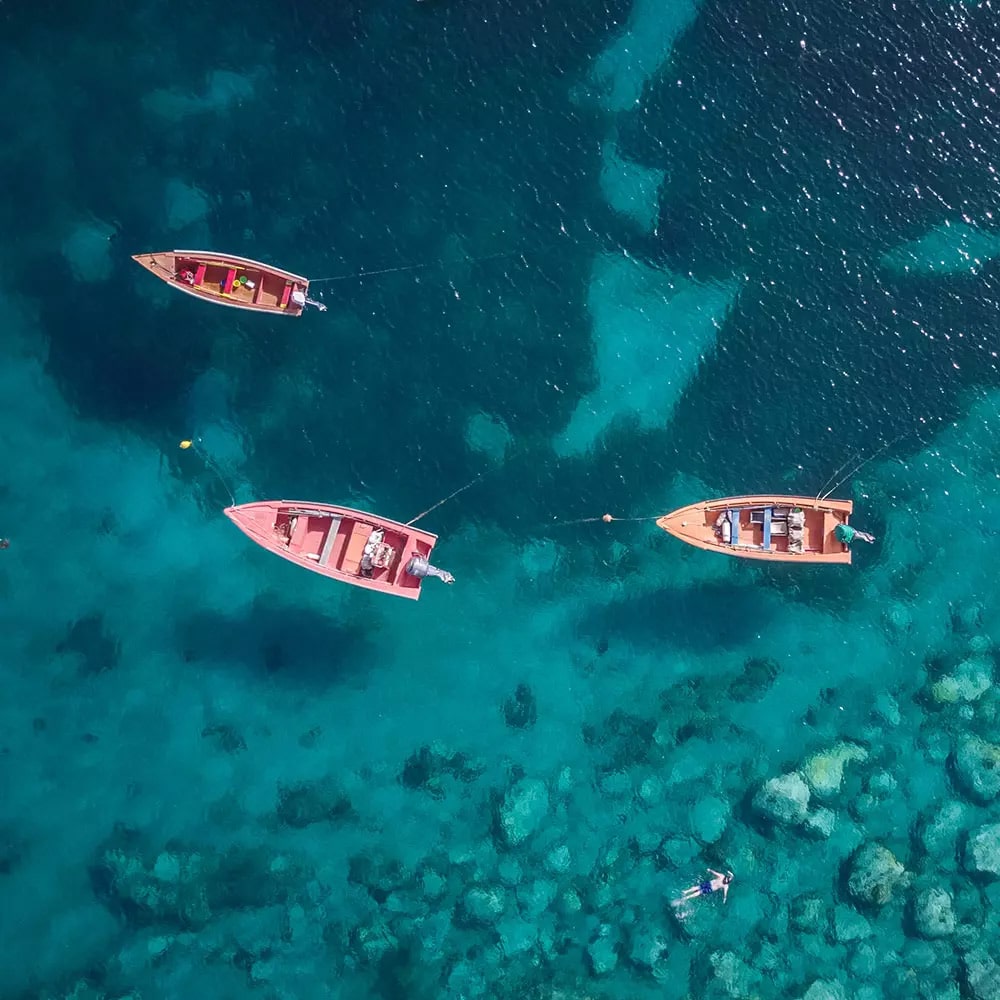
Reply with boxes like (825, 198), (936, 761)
(62, 219), (116, 283)
(164, 179), (210, 231)
(802, 742), (868, 797)
(803, 807), (837, 840)
(801, 981), (847, 1000)
(400, 744), (485, 797)
(690, 796), (729, 844)
(964, 823), (1000, 877)
(350, 919), (398, 965)
(348, 852), (411, 904)
(708, 950), (760, 997)
(587, 926), (619, 975)
(517, 879), (557, 919)
(503, 683), (537, 729)
(789, 896), (827, 933)
(963, 948), (1000, 1000)
(92, 832), (305, 929)
(873, 692), (901, 727)
(846, 842), (908, 907)
(498, 778), (549, 846)
(462, 886), (506, 924)
(953, 736), (1000, 803)
(932, 658), (993, 704)
(201, 724), (247, 754)
(752, 772), (811, 825)
(833, 904), (872, 943)
(919, 800), (969, 858)
(628, 926), (669, 970)
(912, 887), (957, 938)
(465, 411), (513, 463)
(882, 601), (913, 637)
(497, 914), (537, 957)
(276, 778), (354, 828)
(545, 845), (572, 874)
(584, 709), (657, 769)
(727, 656), (780, 702)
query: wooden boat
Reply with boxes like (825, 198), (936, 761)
(224, 500), (454, 599)
(132, 250), (325, 316)
(656, 495), (854, 564)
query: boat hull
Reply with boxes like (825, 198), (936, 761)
(132, 250), (311, 316)
(656, 495), (854, 564)
(225, 500), (441, 599)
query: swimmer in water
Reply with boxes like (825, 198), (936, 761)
(0, 539), (9, 549)
(673, 869), (734, 906)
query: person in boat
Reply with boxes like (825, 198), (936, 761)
(673, 869), (734, 906)
(179, 269), (196, 285)
(834, 523), (875, 546)
(290, 289), (328, 313)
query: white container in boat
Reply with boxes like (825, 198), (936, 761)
(721, 518), (732, 543)
(243, 279), (256, 290)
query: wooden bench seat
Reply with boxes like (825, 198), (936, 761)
(317, 517), (344, 566)
(279, 282), (293, 308)
(193, 264), (207, 285)
(339, 522), (373, 574)
(222, 268), (237, 294)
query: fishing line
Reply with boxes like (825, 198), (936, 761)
(310, 250), (524, 284)
(548, 512), (664, 528)
(406, 473), (485, 526)
(178, 438), (236, 506)
(820, 431), (907, 500)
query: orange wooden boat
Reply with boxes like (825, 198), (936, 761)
(224, 500), (454, 599)
(656, 495), (855, 563)
(132, 250), (327, 315)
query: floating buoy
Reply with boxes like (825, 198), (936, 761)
(602, 513), (614, 523)
(179, 439), (193, 450)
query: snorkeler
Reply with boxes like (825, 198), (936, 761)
(0, 538), (9, 549)
(673, 869), (734, 906)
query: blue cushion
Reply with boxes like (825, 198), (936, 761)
(762, 507), (772, 550)
(729, 510), (739, 545)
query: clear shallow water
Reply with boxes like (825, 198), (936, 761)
(3, 0), (1000, 997)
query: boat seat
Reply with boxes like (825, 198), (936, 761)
(316, 517), (344, 567)
(762, 506), (772, 550)
(340, 522), (373, 574)
(729, 510), (739, 545)
(193, 264), (207, 286)
(222, 268), (237, 294)
(288, 515), (310, 550)
(279, 282), (293, 309)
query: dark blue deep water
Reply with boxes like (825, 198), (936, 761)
(3, 0), (1000, 997)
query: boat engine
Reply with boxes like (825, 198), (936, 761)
(406, 554), (455, 585)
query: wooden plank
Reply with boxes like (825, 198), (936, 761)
(317, 518), (344, 567)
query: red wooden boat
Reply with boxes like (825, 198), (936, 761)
(656, 495), (855, 563)
(224, 501), (454, 599)
(132, 250), (327, 315)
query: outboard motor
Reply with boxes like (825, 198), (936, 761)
(406, 553), (455, 585)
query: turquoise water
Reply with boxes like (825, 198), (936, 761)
(3, 0), (1000, 997)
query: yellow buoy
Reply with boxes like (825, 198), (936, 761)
(179, 440), (193, 450)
